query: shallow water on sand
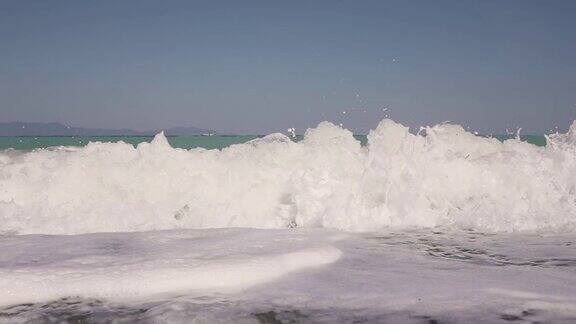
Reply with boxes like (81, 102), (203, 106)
(1, 228), (575, 323)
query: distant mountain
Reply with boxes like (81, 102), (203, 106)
(162, 126), (215, 136)
(0, 122), (215, 136)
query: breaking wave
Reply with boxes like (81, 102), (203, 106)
(1, 119), (576, 235)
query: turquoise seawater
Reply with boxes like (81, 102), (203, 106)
(0, 134), (546, 151)
(0, 135), (259, 151)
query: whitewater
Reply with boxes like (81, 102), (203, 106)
(1, 119), (576, 323)
(1, 119), (575, 235)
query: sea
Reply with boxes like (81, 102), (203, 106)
(0, 134), (547, 151)
(1, 120), (575, 323)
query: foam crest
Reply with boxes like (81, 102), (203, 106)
(1, 119), (575, 234)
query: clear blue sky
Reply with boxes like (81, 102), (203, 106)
(1, 0), (575, 134)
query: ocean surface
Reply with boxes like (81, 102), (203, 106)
(0, 134), (546, 151)
(1, 119), (575, 323)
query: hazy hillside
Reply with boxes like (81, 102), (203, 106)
(0, 122), (215, 136)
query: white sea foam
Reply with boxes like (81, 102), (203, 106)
(1, 119), (576, 235)
(2, 229), (576, 322)
(0, 229), (342, 307)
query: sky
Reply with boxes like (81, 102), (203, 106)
(0, 0), (575, 135)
